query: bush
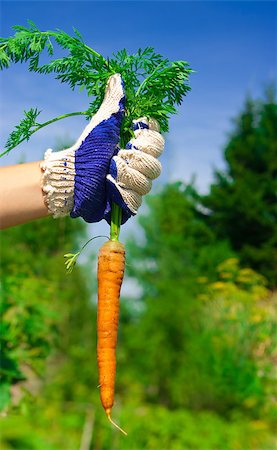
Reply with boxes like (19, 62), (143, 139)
(0, 404), (275, 450)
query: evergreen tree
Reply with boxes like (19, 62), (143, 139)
(204, 89), (277, 286)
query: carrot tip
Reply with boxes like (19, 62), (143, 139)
(106, 412), (127, 436)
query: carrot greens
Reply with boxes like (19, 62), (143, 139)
(1, 21), (192, 158)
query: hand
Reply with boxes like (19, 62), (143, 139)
(106, 117), (164, 223)
(41, 74), (164, 223)
(41, 73), (125, 222)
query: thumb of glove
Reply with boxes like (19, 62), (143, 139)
(41, 74), (125, 222)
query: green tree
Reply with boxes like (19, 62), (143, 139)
(119, 183), (275, 420)
(120, 183), (235, 410)
(0, 215), (97, 411)
(203, 89), (277, 286)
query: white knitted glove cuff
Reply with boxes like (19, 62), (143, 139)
(40, 148), (76, 218)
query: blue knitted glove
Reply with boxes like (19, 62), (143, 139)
(41, 74), (125, 222)
(41, 75), (164, 224)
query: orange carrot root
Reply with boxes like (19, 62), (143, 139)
(97, 240), (126, 433)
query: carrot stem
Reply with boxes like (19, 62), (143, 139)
(110, 124), (130, 242)
(110, 202), (122, 242)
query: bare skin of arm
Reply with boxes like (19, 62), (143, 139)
(0, 162), (49, 229)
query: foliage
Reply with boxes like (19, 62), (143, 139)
(0, 404), (275, 450)
(125, 182), (235, 304)
(0, 273), (56, 410)
(2, 110), (86, 155)
(0, 216), (93, 411)
(203, 89), (277, 286)
(0, 21), (192, 156)
(0, 181), (276, 448)
(120, 183), (276, 420)
(3, 108), (41, 152)
(195, 259), (276, 418)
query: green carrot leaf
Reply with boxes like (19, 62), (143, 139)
(1, 22), (193, 154)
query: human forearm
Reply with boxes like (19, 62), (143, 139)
(0, 161), (48, 229)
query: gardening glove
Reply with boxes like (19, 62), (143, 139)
(41, 73), (125, 222)
(105, 117), (164, 223)
(40, 74), (164, 224)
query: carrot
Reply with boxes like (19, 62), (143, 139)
(97, 239), (127, 435)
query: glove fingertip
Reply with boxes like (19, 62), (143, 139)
(106, 176), (135, 224)
(132, 117), (149, 131)
(132, 117), (160, 132)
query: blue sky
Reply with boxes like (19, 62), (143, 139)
(0, 1), (276, 193)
